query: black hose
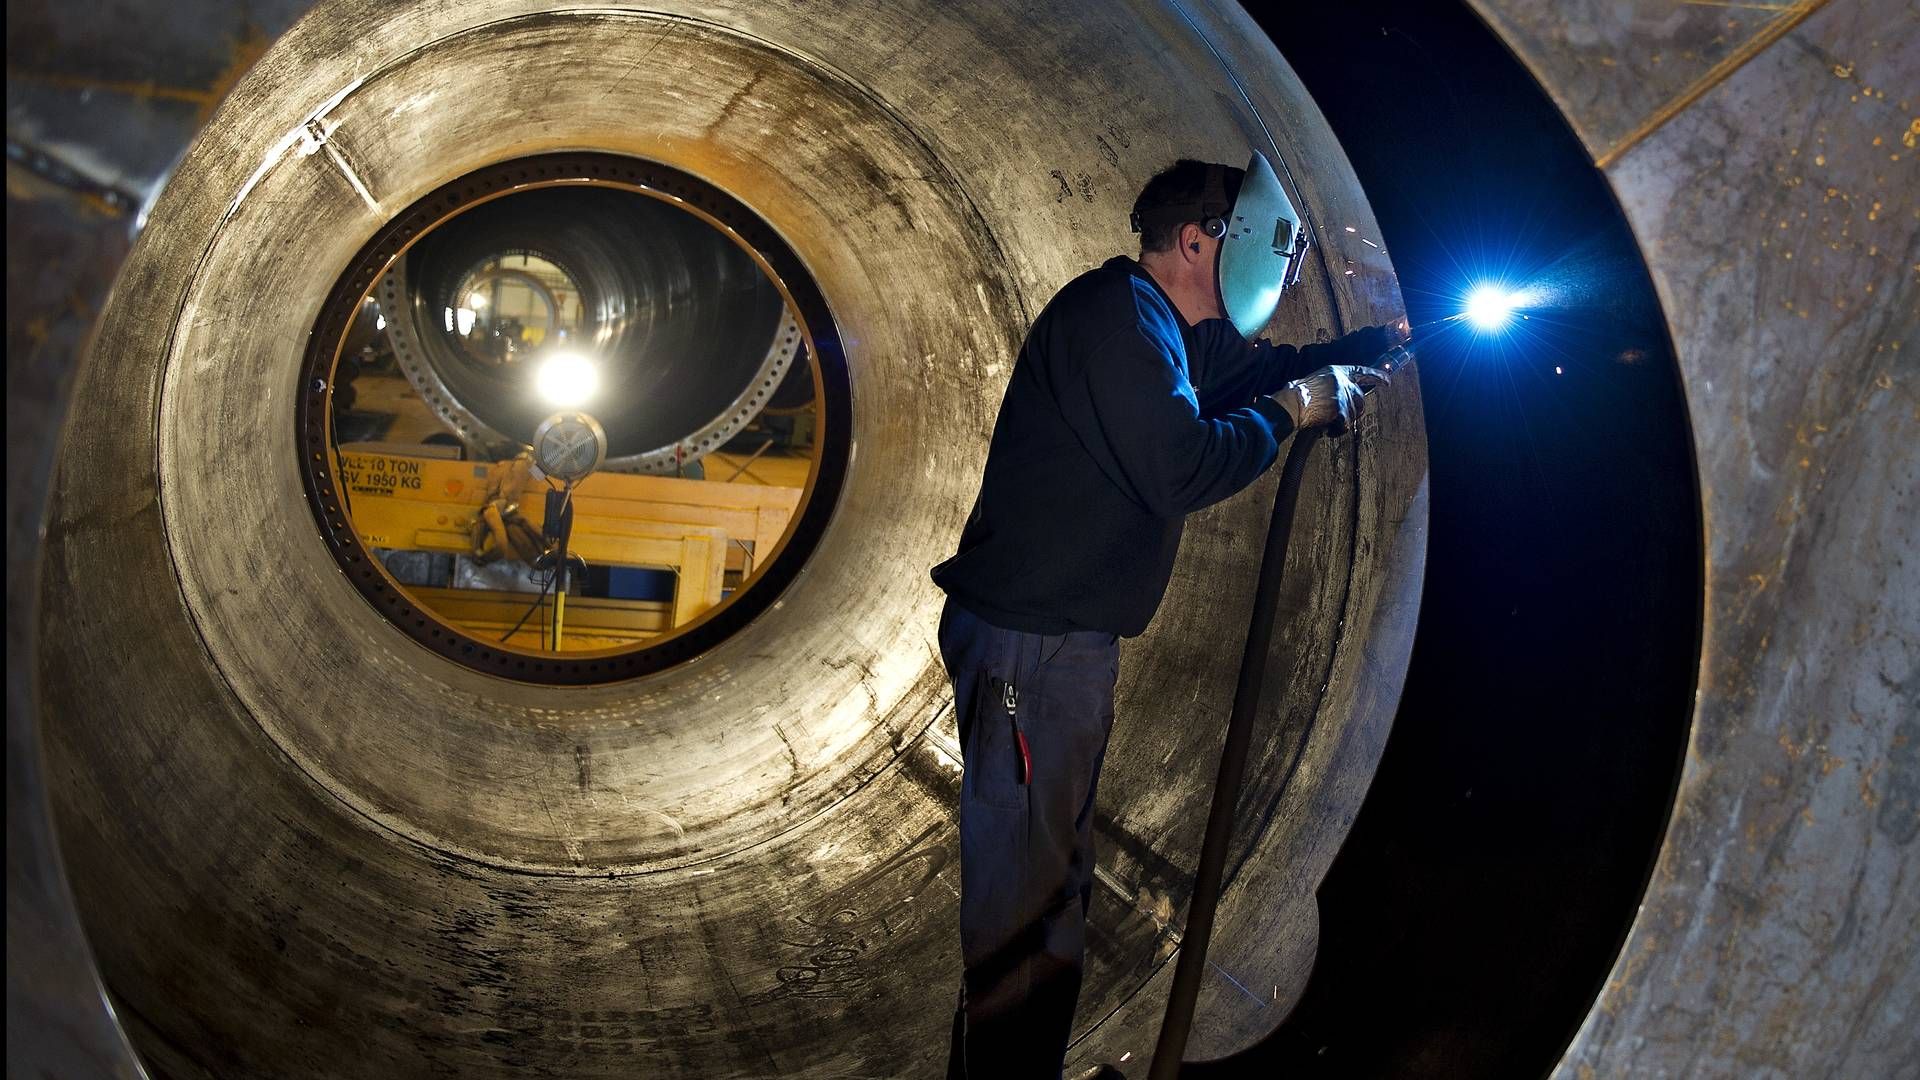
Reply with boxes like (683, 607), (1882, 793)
(1148, 424), (1324, 1079)
(498, 570), (555, 644)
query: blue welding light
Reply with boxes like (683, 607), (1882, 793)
(1463, 284), (1521, 331)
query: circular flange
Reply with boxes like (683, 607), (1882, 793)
(378, 247), (803, 471)
(296, 152), (851, 685)
(600, 306), (802, 475)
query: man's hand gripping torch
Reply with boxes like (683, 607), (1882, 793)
(1271, 318), (1412, 437)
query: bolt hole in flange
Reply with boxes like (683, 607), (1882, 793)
(297, 154), (848, 684)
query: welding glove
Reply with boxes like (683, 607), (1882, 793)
(1272, 365), (1391, 434)
(1334, 325), (1394, 366)
(469, 455), (546, 564)
(1319, 318), (1412, 367)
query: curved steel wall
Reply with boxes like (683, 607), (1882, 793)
(11, 2), (1422, 1076)
(1463, 1), (1920, 1074)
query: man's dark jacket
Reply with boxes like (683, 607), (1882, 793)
(931, 256), (1389, 637)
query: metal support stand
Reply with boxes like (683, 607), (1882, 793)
(544, 486), (576, 650)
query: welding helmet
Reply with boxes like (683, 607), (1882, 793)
(1130, 150), (1308, 340)
(1217, 150), (1307, 339)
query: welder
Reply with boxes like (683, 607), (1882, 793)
(929, 153), (1405, 1079)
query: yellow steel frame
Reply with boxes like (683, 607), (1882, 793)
(339, 448), (802, 639)
(406, 587), (671, 651)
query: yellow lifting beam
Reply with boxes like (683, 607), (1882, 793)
(337, 447), (802, 635)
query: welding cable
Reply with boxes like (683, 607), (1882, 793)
(499, 480), (573, 647)
(498, 568), (556, 645)
(1147, 425), (1326, 1079)
(544, 484), (580, 650)
(1147, 340), (1408, 1076)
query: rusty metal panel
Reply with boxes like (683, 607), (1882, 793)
(1471, 0), (1833, 167)
(1471, 0), (1920, 1074)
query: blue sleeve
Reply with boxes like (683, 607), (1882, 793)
(1189, 320), (1394, 416)
(1067, 325), (1293, 518)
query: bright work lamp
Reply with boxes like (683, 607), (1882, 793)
(534, 351), (600, 407)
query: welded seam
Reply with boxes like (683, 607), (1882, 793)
(227, 79), (361, 219)
(1163, 0), (1284, 167)
(1592, 0), (1829, 168)
(309, 124), (381, 213)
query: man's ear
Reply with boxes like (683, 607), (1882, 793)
(1179, 222), (1204, 259)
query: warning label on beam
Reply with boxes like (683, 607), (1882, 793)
(340, 454), (424, 498)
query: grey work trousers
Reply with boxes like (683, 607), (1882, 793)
(939, 597), (1120, 1080)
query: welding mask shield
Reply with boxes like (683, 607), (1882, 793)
(1216, 149), (1306, 340)
(1130, 151), (1308, 339)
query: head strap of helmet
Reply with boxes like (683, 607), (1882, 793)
(1129, 163), (1233, 239)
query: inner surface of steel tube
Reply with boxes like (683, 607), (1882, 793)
(376, 179), (803, 469)
(302, 152), (848, 683)
(29, 2), (1423, 1077)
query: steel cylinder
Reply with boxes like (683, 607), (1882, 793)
(374, 182), (801, 469)
(28, 2), (1422, 1076)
